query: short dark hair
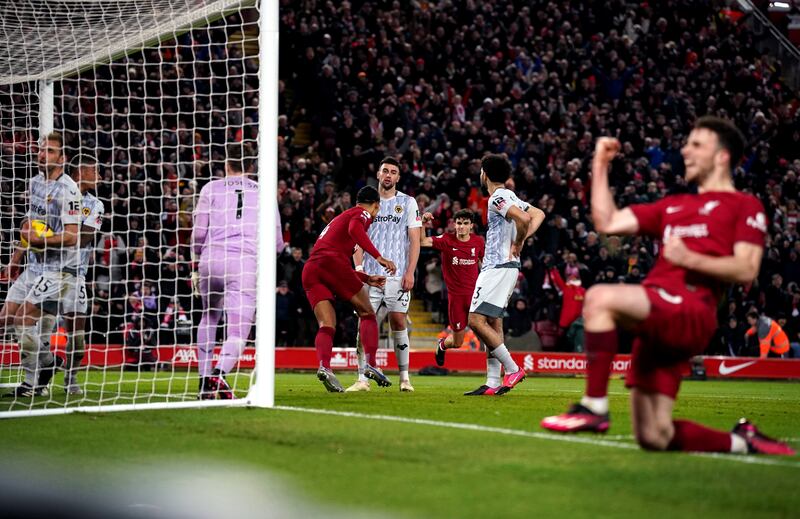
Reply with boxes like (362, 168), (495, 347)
(69, 153), (97, 175)
(481, 154), (512, 183)
(453, 209), (475, 223)
(694, 116), (746, 170)
(356, 185), (380, 204)
(379, 156), (400, 170)
(746, 310), (759, 321)
(226, 143), (245, 172)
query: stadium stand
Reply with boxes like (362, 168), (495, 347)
(2, 2), (798, 358)
(277, 0), (800, 355)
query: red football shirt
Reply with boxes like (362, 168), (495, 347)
(310, 206), (381, 262)
(430, 233), (485, 296)
(630, 191), (767, 304)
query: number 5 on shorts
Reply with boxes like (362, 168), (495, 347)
(472, 287), (481, 302)
(33, 278), (53, 297)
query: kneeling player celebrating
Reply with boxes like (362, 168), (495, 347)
(302, 186), (397, 392)
(542, 119), (794, 456)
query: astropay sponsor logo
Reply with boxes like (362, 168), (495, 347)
(374, 214), (402, 224)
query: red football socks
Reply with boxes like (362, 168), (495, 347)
(315, 326), (336, 369)
(360, 314), (379, 365)
(668, 420), (732, 452)
(585, 329), (618, 398)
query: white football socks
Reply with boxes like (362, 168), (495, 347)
(392, 329), (410, 382)
(486, 351), (502, 388)
(580, 396), (609, 415)
(491, 344), (519, 374)
(730, 433), (748, 453)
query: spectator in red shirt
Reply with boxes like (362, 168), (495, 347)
(550, 267), (586, 329)
(550, 266), (587, 352)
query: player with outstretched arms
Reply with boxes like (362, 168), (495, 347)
(59, 154), (104, 395)
(464, 154), (545, 396)
(192, 144), (258, 399)
(302, 186), (396, 392)
(541, 117), (794, 456)
(419, 209), (484, 366)
(348, 157), (421, 392)
(3, 132), (82, 397)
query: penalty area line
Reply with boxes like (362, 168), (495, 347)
(274, 406), (800, 469)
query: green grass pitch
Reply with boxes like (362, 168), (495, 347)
(0, 372), (798, 518)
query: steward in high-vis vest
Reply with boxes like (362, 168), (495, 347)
(745, 311), (790, 358)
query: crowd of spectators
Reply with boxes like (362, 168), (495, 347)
(1, 2), (799, 358)
(277, 0), (800, 356)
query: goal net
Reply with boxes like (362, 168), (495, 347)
(0, 0), (276, 417)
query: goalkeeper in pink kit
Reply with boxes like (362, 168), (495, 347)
(192, 144), (258, 399)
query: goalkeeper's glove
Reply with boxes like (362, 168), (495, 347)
(191, 271), (200, 298)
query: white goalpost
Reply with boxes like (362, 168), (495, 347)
(0, 0), (277, 417)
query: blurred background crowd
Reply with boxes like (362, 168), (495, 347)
(276, 0), (800, 357)
(1, 1), (798, 359)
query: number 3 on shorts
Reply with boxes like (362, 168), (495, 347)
(472, 287), (481, 302)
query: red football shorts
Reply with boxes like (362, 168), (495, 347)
(625, 286), (717, 399)
(448, 293), (472, 332)
(302, 256), (364, 309)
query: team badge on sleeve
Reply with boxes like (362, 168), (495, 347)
(492, 197), (506, 210)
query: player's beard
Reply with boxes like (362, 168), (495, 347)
(685, 165), (706, 184)
(39, 157), (60, 175)
(380, 179), (395, 192)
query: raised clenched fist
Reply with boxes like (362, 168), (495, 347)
(594, 137), (621, 163)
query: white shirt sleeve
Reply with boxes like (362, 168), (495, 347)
(83, 199), (105, 231)
(61, 186), (82, 226)
(490, 190), (512, 218)
(492, 189), (529, 218)
(514, 193), (532, 212)
(406, 196), (422, 229)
